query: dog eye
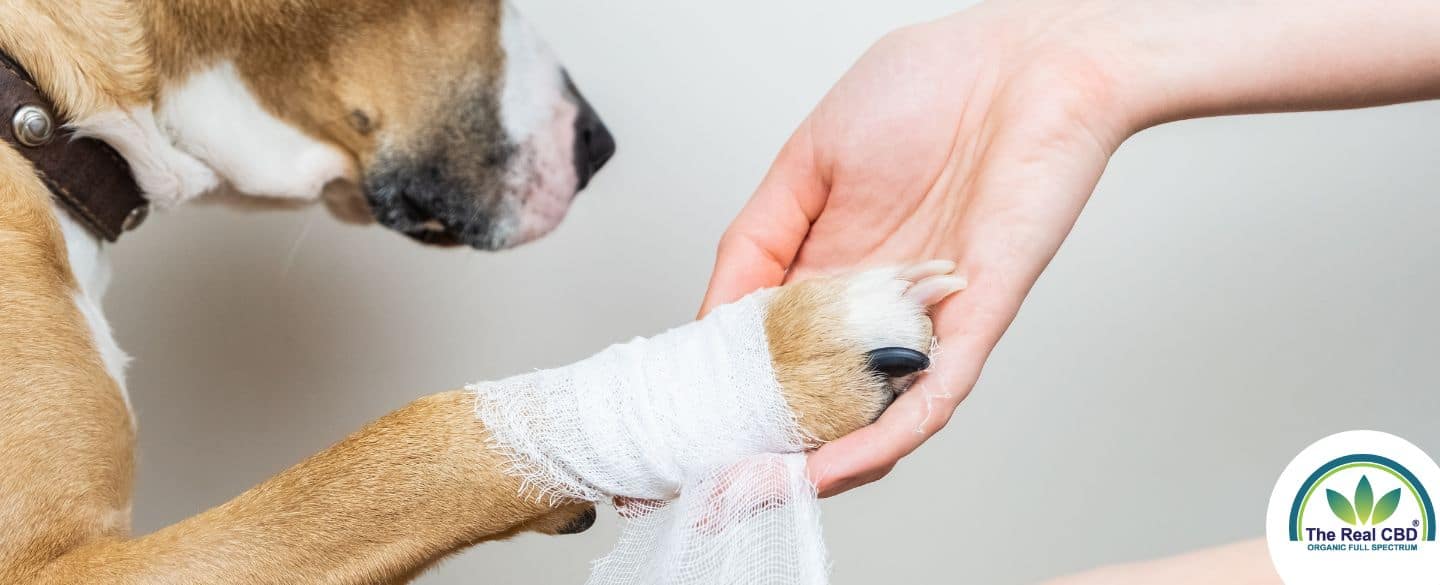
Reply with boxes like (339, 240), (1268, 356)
(348, 110), (373, 135)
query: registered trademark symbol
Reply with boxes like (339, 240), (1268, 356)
(1415, 519), (1422, 528)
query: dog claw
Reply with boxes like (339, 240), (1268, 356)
(898, 260), (957, 282)
(866, 347), (931, 378)
(556, 506), (597, 535)
(905, 275), (967, 307)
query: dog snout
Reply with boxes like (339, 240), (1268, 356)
(565, 76), (615, 191)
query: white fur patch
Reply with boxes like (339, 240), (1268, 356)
(843, 268), (931, 352)
(499, 1), (564, 143)
(156, 61), (353, 200)
(507, 98), (577, 245)
(498, 1), (583, 244)
(72, 107), (219, 207)
(55, 208), (132, 416)
(72, 290), (132, 415)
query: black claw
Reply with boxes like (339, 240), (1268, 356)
(866, 347), (930, 378)
(556, 506), (597, 535)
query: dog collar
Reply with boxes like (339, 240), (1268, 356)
(0, 51), (148, 242)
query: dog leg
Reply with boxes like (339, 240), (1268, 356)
(0, 144), (591, 584)
(470, 262), (960, 585)
(21, 390), (594, 585)
(4, 230), (958, 585)
(0, 146), (137, 582)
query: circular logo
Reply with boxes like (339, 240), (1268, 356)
(1267, 430), (1440, 584)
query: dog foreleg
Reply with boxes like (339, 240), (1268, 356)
(25, 390), (592, 585)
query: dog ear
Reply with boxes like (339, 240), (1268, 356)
(320, 182), (374, 225)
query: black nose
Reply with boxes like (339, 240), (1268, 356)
(566, 76), (615, 191)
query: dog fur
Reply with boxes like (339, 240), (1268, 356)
(0, 160), (947, 582)
(0, 1), (951, 583)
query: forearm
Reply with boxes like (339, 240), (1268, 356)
(1121, 0), (1440, 125)
(958, 0), (1440, 133)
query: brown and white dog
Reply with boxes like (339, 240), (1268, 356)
(0, 1), (958, 583)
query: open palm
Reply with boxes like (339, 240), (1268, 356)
(700, 11), (1132, 496)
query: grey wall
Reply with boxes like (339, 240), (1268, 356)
(107, 1), (1440, 583)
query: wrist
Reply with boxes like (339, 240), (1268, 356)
(928, 2), (1156, 147)
(963, 0), (1440, 131)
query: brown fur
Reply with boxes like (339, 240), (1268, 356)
(23, 392), (593, 584)
(0, 178), (887, 584)
(0, 1), (151, 119)
(137, 0), (543, 246)
(0, 0), (507, 166)
(0, 155), (591, 581)
(0, 2), (586, 583)
(766, 276), (914, 443)
(0, 136), (136, 584)
(143, 0), (507, 166)
(0, 124), (592, 582)
(0, 212), (885, 583)
(0, 2), (896, 582)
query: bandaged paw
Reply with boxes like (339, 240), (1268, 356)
(470, 262), (964, 585)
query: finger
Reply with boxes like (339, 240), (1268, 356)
(805, 345), (977, 496)
(698, 124), (829, 317)
(698, 224), (791, 317)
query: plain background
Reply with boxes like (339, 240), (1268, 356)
(106, 1), (1439, 583)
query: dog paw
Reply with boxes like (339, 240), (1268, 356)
(764, 261), (964, 443)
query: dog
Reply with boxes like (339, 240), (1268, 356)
(0, 1), (955, 583)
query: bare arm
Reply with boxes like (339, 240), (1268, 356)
(702, 0), (1440, 497)
(1109, 0), (1440, 124)
(702, 1), (1440, 581)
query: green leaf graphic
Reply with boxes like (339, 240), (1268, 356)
(1355, 475), (1374, 524)
(1328, 489), (1357, 525)
(1372, 489), (1402, 525)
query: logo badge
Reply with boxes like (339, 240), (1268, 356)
(1267, 431), (1440, 584)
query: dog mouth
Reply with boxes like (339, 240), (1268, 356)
(362, 174), (514, 250)
(363, 172), (582, 250)
(400, 219), (466, 248)
(370, 194), (478, 249)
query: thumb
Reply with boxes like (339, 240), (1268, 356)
(699, 125), (828, 317)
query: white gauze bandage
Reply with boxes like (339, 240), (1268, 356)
(470, 290), (830, 585)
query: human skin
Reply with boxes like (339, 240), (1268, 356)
(701, 0), (1439, 580)
(1039, 540), (1280, 585)
(703, 0), (1440, 497)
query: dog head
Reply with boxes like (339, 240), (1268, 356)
(151, 0), (614, 249)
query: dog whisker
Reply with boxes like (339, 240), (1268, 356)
(277, 212), (316, 283)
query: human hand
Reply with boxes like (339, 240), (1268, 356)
(699, 4), (1132, 496)
(700, 0), (1440, 497)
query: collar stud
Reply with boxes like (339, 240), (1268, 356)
(122, 202), (150, 232)
(13, 104), (54, 147)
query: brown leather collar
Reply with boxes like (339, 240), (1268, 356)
(0, 51), (147, 242)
